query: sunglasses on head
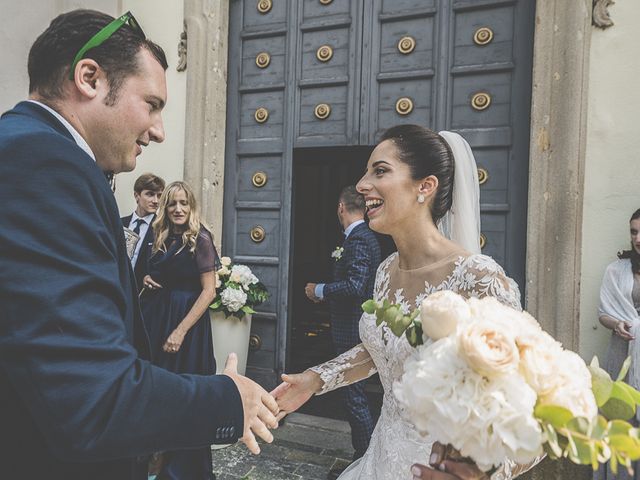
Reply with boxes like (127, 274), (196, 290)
(68, 11), (146, 80)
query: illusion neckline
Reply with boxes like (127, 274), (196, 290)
(394, 251), (469, 273)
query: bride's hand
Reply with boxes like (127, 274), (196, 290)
(270, 370), (323, 421)
(410, 442), (489, 480)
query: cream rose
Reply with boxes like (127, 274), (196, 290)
(517, 329), (564, 396)
(420, 290), (470, 341)
(458, 321), (519, 377)
(216, 265), (230, 277)
(220, 256), (232, 267)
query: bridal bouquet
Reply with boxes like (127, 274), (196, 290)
(209, 257), (268, 317)
(362, 291), (640, 474)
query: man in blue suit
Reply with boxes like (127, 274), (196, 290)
(121, 172), (165, 289)
(0, 10), (277, 480)
(305, 186), (382, 479)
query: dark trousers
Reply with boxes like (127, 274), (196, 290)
(335, 341), (374, 459)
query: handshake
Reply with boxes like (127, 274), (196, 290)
(223, 353), (321, 454)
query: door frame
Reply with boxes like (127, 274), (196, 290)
(183, 0), (593, 358)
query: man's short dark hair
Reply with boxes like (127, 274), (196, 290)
(339, 185), (365, 214)
(28, 9), (168, 105)
(134, 173), (165, 194)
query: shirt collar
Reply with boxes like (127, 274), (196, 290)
(132, 212), (155, 224)
(27, 100), (96, 161)
(344, 219), (365, 238)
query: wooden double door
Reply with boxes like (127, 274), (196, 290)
(223, 0), (535, 387)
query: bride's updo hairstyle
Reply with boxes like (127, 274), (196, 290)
(379, 124), (454, 222)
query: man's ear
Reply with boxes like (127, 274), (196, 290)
(418, 175), (439, 198)
(134, 191), (141, 204)
(72, 59), (103, 100)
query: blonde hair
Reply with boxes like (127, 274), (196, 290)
(152, 181), (207, 254)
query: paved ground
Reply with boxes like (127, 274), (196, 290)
(211, 413), (354, 480)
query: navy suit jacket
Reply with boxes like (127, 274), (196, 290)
(0, 102), (243, 480)
(323, 222), (381, 350)
(121, 213), (155, 289)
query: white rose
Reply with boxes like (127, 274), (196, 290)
(220, 286), (247, 313)
(458, 321), (520, 377)
(217, 265), (230, 277)
(220, 256), (232, 267)
(420, 290), (470, 341)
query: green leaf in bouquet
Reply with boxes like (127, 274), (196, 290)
(209, 298), (222, 310)
(608, 434), (640, 459)
(567, 416), (591, 435)
(589, 357), (614, 407)
(362, 299), (377, 314)
(617, 356), (632, 382)
(616, 380), (640, 406)
(405, 324), (419, 347)
(601, 383), (636, 420)
(591, 415), (609, 441)
(535, 404), (574, 429)
(608, 419), (634, 437)
(541, 422), (563, 458)
(567, 434), (594, 466)
(241, 305), (255, 314)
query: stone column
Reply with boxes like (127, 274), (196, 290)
(523, 1), (592, 478)
(182, 0), (229, 247)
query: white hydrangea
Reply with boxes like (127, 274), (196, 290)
(220, 286), (247, 313)
(394, 336), (543, 471)
(229, 264), (259, 289)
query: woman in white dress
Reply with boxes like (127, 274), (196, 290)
(272, 125), (540, 480)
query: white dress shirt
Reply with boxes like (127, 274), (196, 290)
(27, 100), (96, 161)
(128, 213), (154, 267)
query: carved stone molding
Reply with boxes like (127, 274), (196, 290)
(177, 22), (187, 72)
(593, 0), (615, 29)
(182, 0), (230, 244)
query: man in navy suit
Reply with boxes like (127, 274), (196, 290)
(305, 186), (382, 479)
(0, 10), (277, 480)
(121, 172), (165, 289)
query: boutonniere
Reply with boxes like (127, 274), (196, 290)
(331, 246), (344, 261)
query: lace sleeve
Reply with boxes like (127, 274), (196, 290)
(308, 343), (377, 395)
(458, 254), (522, 311)
(490, 456), (544, 479)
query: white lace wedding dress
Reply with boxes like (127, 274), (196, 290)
(310, 251), (542, 480)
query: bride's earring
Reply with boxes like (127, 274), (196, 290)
(417, 194), (425, 204)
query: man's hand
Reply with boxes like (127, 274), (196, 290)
(305, 282), (321, 303)
(223, 353), (279, 454)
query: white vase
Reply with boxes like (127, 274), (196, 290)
(209, 311), (252, 376)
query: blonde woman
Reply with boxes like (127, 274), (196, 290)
(141, 181), (220, 480)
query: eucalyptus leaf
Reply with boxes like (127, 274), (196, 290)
(617, 381), (640, 406)
(362, 299), (377, 314)
(591, 415), (608, 441)
(617, 356), (632, 382)
(535, 404), (574, 429)
(601, 384), (636, 420)
(567, 416), (590, 435)
(589, 360), (615, 407)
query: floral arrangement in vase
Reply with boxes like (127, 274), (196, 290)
(362, 291), (640, 475)
(209, 256), (269, 317)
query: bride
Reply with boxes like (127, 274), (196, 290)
(272, 124), (541, 480)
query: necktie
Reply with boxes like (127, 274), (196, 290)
(132, 218), (145, 235)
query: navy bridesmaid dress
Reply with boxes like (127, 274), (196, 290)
(141, 226), (220, 480)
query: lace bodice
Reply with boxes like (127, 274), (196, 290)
(310, 252), (538, 479)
